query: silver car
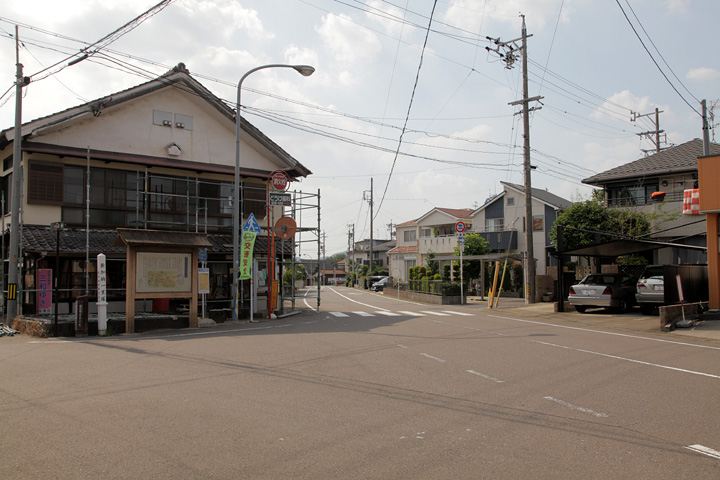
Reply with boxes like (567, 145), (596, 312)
(635, 265), (664, 315)
(568, 273), (638, 313)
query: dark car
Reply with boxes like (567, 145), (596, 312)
(370, 277), (388, 292)
(568, 273), (638, 313)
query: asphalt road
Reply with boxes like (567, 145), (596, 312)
(1, 286), (719, 479)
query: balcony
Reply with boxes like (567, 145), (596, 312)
(475, 229), (517, 251)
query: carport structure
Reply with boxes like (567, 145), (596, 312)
(555, 235), (707, 311)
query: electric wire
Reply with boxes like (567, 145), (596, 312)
(614, 0), (701, 117)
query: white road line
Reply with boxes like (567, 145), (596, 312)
(489, 313), (720, 351)
(327, 287), (391, 311)
(544, 396), (608, 418)
(534, 340), (720, 380)
(398, 311), (424, 316)
(421, 311), (450, 316)
(376, 311), (401, 316)
(442, 310), (473, 316)
(685, 444), (720, 460)
(420, 353), (446, 363)
(302, 288), (318, 311)
(330, 312), (349, 317)
(353, 311), (374, 317)
(465, 370), (504, 383)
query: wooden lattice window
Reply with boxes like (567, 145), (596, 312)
(28, 161), (63, 205)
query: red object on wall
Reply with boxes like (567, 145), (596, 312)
(683, 189), (700, 215)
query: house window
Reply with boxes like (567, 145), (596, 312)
(404, 258), (416, 276)
(507, 196), (515, 206)
(243, 182), (267, 219)
(1, 174), (11, 215)
(485, 218), (503, 232)
(607, 183), (658, 206)
(28, 161), (63, 204)
(403, 230), (416, 242)
(420, 228), (432, 238)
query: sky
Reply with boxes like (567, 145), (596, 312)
(1, 0), (719, 257)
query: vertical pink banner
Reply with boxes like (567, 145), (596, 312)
(38, 268), (52, 314)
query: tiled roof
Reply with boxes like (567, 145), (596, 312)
(436, 207), (474, 218)
(582, 139), (720, 185)
(387, 245), (418, 254)
(501, 182), (571, 209)
(19, 225), (291, 256)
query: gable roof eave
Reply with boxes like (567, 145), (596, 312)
(1, 63), (312, 179)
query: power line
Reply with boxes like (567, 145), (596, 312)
(614, 0), (701, 117)
(376, 0), (438, 216)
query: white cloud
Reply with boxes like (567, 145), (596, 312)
(179, 0), (274, 41)
(443, 0), (571, 33)
(365, 0), (407, 36)
(316, 13), (382, 65)
(664, 0), (691, 13)
(591, 90), (654, 120)
(686, 67), (720, 82)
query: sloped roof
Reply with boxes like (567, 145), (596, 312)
(501, 181), (571, 210)
(19, 225), (291, 255)
(417, 207), (473, 224)
(0, 63), (311, 179)
(387, 245), (418, 254)
(582, 139), (720, 186)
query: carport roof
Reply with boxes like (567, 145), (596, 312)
(558, 238), (706, 257)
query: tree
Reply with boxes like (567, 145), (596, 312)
(283, 264), (307, 285)
(550, 199), (651, 251)
(455, 233), (492, 281)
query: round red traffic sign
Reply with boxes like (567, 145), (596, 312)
(455, 221), (466, 233)
(270, 170), (290, 192)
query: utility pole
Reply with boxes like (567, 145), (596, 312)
(387, 221), (396, 240)
(632, 108), (666, 154)
(347, 224), (355, 284)
(363, 179), (374, 276)
(701, 99), (710, 155)
(7, 26), (30, 323)
(488, 15), (541, 303)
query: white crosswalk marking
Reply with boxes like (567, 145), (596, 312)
(353, 311), (375, 316)
(442, 310), (473, 316)
(376, 311), (401, 316)
(420, 311), (450, 316)
(330, 312), (349, 317)
(398, 311), (425, 316)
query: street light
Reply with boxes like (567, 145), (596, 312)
(232, 64), (315, 323)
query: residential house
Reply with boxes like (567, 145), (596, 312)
(347, 238), (393, 273)
(582, 139), (720, 264)
(470, 182), (571, 275)
(1, 63), (311, 323)
(387, 207), (473, 281)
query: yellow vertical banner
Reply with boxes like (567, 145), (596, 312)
(239, 231), (257, 280)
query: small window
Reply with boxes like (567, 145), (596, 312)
(507, 196), (515, 206)
(403, 230), (417, 242)
(28, 161), (63, 204)
(420, 228), (432, 238)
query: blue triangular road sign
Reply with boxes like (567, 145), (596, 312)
(242, 213), (262, 233)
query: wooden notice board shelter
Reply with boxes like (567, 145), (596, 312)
(115, 229), (212, 333)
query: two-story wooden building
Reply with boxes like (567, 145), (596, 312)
(1, 63), (311, 324)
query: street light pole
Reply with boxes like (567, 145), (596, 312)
(232, 64), (315, 323)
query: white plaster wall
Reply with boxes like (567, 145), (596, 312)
(34, 87), (278, 171)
